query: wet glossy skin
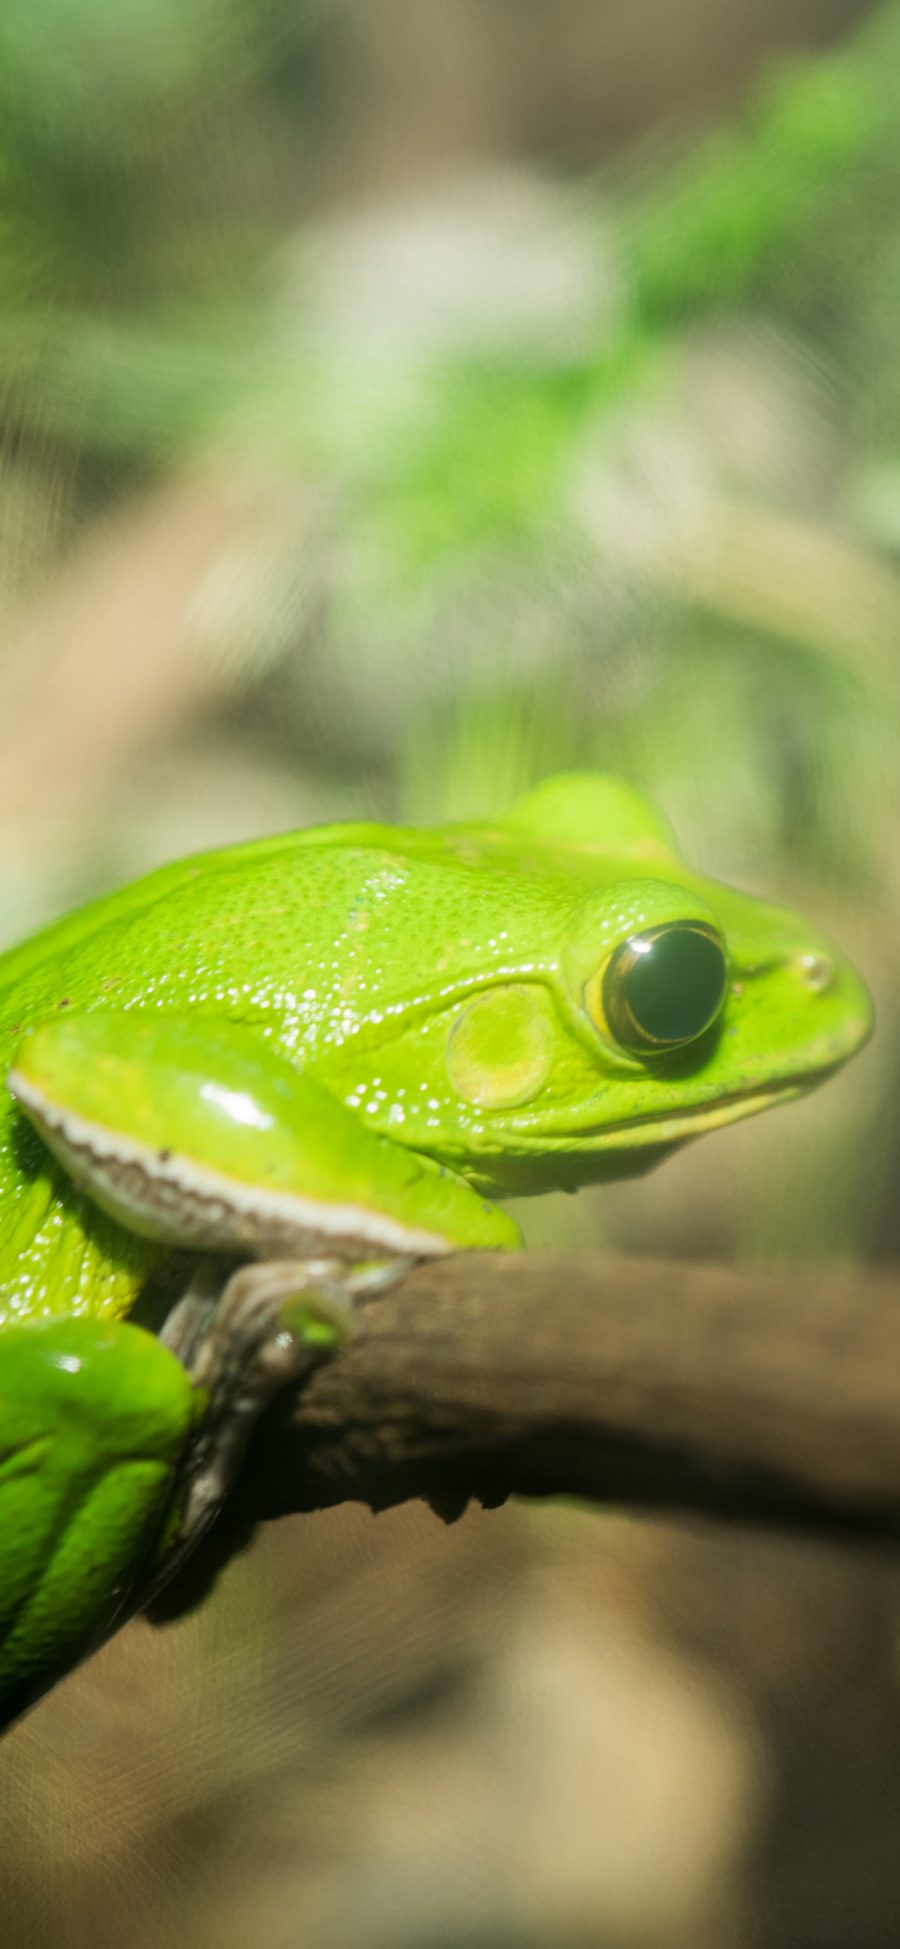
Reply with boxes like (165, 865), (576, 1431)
(0, 773), (871, 1321)
(0, 774), (872, 1726)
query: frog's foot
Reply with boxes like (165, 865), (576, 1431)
(0, 1318), (201, 1728)
(145, 1253), (410, 1602)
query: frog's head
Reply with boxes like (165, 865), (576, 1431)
(353, 776), (873, 1194)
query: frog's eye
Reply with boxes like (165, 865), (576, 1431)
(589, 922), (727, 1054)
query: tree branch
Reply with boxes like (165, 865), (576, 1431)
(234, 1252), (900, 1541)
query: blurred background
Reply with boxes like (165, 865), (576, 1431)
(1, 1), (899, 1944)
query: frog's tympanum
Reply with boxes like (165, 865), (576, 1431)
(0, 775), (871, 1725)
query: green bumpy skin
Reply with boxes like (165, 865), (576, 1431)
(0, 1318), (201, 1727)
(0, 773), (873, 1725)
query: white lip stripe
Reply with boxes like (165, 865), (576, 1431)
(9, 1069), (453, 1260)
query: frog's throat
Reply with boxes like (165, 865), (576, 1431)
(8, 1070), (454, 1261)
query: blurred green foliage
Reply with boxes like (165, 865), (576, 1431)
(1, 14), (899, 1947)
(0, 0), (896, 1264)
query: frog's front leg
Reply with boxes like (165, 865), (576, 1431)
(6, 1010), (517, 1702)
(10, 1006), (516, 1538)
(9, 1009), (519, 1261)
(0, 1317), (200, 1728)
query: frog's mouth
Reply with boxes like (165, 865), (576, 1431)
(584, 1073), (811, 1148)
(468, 1067), (845, 1196)
(497, 1049), (854, 1159)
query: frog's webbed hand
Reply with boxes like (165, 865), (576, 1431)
(132, 1253), (411, 1622)
(139, 1252), (383, 1607)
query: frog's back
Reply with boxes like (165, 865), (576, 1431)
(0, 822), (512, 1323)
(0, 803), (638, 1324)
(0, 816), (597, 1046)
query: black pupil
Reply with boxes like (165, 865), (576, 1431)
(613, 925), (726, 1048)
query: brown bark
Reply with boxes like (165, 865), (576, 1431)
(237, 1252), (900, 1541)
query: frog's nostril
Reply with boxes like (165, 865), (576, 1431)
(795, 952), (834, 995)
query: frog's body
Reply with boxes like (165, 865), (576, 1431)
(0, 776), (871, 1726)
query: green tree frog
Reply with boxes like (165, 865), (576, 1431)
(0, 774), (871, 1727)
